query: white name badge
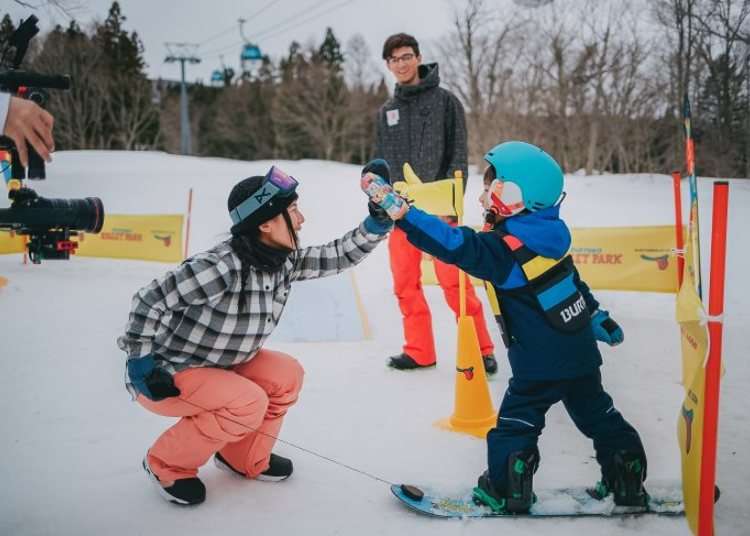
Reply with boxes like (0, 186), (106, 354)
(386, 109), (400, 126)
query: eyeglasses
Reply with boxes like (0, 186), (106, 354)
(230, 166), (299, 225)
(387, 53), (415, 65)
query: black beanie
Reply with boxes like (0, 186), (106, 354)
(228, 176), (299, 236)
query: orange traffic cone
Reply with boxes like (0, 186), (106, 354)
(434, 170), (497, 438)
(435, 314), (497, 438)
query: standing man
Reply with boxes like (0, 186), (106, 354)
(374, 33), (496, 373)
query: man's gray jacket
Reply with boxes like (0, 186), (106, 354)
(374, 63), (468, 183)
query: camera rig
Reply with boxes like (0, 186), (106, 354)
(0, 15), (104, 263)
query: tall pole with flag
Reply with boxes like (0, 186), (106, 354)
(683, 93), (703, 298)
(677, 91), (730, 535)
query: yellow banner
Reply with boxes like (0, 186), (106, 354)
(0, 215), (184, 263)
(421, 225), (682, 293)
(76, 214), (184, 262)
(570, 226), (680, 293)
(0, 229), (25, 254)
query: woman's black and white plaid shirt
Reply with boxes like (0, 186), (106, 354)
(117, 220), (385, 376)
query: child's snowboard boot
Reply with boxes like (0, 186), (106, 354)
(473, 449), (538, 514)
(589, 450), (648, 507)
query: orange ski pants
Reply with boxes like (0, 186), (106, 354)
(138, 349), (304, 482)
(388, 226), (495, 365)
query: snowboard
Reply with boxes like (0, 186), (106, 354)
(391, 482), (685, 518)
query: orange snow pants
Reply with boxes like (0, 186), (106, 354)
(388, 226), (495, 366)
(138, 349), (304, 482)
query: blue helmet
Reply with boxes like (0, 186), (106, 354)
(483, 141), (564, 212)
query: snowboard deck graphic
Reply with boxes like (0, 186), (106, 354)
(391, 482), (685, 518)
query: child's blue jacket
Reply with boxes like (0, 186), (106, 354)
(396, 206), (603, 380)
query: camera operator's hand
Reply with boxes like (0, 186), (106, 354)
(2, 95), (55, 168)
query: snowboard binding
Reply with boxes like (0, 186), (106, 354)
(473, 449), (539, 514)
(590, 450), (648, 508)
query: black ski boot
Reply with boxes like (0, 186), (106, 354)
(143, 456), (205, 506)
(257, 453), (293, 481)
(505, 449), (538, 513)
(215, 452), (293, 481)
(482, 354), (498, 375)
(472, 449), (538, 514)
(387, 353), (436, 370)
(590, 450), (648, 507)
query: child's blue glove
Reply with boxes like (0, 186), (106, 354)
(591, 309), (624, 346)
(126, 354), (180, 401)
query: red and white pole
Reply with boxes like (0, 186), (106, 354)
(697, 181), (729, 536)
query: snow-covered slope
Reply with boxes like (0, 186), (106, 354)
(0, 151), (747, 536)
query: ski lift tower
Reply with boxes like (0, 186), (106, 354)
(238, 18), (263, 80)
(165, 42), (200, 155)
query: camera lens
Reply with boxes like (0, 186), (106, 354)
(37, 196), (105, 232)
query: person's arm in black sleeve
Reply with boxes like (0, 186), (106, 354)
(445, 94), (468, 190)
(372, 107), (385, 160)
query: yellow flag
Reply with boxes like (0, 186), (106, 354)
(393, 163), (459, 217)
(676, 223), (710, 535)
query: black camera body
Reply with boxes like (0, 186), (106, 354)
(0, 15), (104, 263)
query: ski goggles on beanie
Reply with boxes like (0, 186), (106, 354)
(229, 166), (299, 233)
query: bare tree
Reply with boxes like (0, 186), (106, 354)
(11, 0), (85, 18)
(30, 26), (108, 149)
(691, 0), (750, 176)
(274, 50), (354, 161)
(344, 34), (378, 163)
(344, 33), (377, 89)
(437, 0), (525, 162)
(103, 75), (159, 149)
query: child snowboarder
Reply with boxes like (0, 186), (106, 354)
(118, 165), (393, 506)
(361, 142), (648, 513)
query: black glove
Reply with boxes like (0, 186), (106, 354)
(368, 200), (392, 226)
(144, 367), (181, 401)
(127, 355), (181, 401)
(362, 158), (392, 184)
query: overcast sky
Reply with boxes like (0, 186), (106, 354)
(5, 0), (477, 84)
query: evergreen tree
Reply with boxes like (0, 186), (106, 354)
(64, 20), (85, 40)
(279, 41), (305, 82)
(0, 14), (16, 46)
(94, 1), (146, 77)
(317, 27), (344, 73)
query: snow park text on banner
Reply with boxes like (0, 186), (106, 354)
(421, 225), (683, 293)
(0, 214), (184, 263)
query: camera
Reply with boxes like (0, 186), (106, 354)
(0, 15), (105, 263)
